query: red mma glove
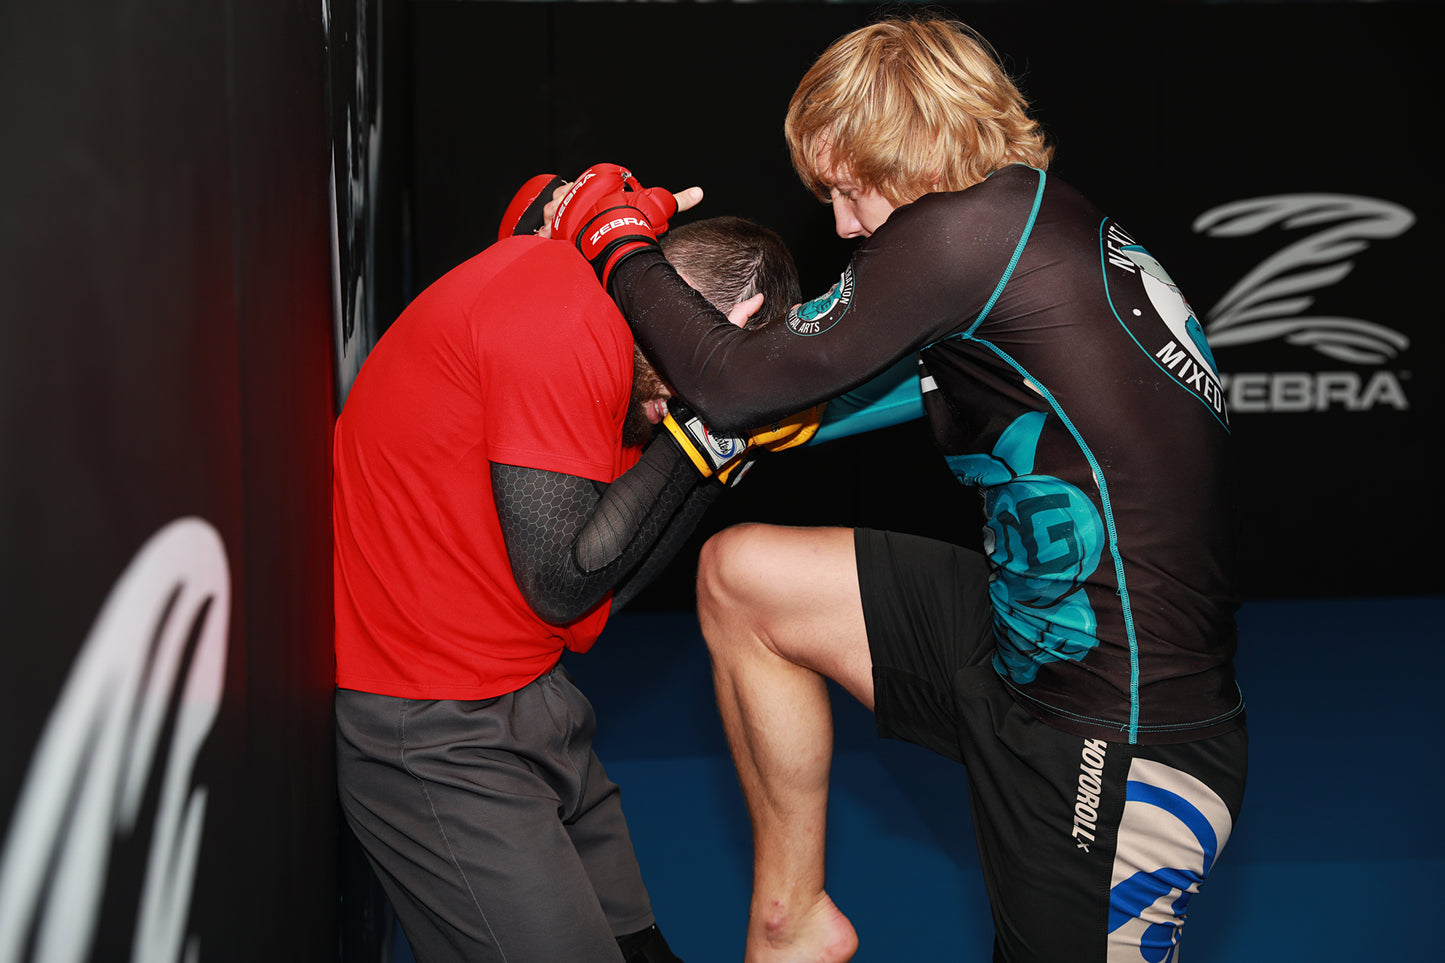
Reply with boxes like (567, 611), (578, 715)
(550, 163), (678, 289)
(498, 173), (567, 241)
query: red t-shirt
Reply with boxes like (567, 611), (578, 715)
(333, 236), (641, 699)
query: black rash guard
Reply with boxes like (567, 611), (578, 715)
(611, 165), (1242, 745)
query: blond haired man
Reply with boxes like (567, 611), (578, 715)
(551, 14), (1247, 963)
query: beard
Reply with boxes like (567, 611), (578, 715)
(623, 347), (668, 448)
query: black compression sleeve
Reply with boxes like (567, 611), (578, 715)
(491, 437), (708, 624)
(612, 195), (995, 433)
(614, 250), (891, 431)
(610, 480), (720, 613)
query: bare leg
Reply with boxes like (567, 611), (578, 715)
(696, 524), (875, 963)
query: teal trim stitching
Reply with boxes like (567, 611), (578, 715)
(976, 341), (1143, 743)
(929, 168), (1143, 741)
(960, 168), (1047, 339)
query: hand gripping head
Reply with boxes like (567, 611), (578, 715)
(549, 164), (638, 239)
(550, 164), (678, 245)
(550, 164), (680, 287)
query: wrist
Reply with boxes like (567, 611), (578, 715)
(578, 204), (660, 287)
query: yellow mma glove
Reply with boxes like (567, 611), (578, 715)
(747, 404), (825, 454)
(662, 400), (824, 486)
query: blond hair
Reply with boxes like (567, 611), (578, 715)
(785, 14), (1054, 206)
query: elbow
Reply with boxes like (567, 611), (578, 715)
(515, 575), (594, 626)
(526, 591), (592, 627)
(534, 601), (590, 626)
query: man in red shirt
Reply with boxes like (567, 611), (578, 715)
(333, 187), (802, 962)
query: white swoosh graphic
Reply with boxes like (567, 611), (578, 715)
(0, 518), (229, 963)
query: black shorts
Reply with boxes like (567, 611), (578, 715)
(855, 528), (1248, 963)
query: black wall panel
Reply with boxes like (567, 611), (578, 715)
(1, 0), (337, 959)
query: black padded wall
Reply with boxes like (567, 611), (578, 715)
(1, 0), (338, 959)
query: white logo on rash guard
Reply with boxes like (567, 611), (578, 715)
(1071, 738), (1109, 853)
(1103, 223), (1229, 425)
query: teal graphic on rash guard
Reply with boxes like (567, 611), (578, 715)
(786, 267), (854, 336)
(945, 411), (1104, 683)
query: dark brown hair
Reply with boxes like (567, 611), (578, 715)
(659, 216), (801, 328)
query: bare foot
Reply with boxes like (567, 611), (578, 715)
(745, 891), (859, 963)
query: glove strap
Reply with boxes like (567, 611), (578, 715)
(662, 403), (746, 479)
(577, 205), (660, 288)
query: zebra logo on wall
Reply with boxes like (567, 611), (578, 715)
(1194, 194), (1415, 413)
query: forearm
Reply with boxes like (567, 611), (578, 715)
(612, 253), (854, 431)
(492, 438), (709, 624)
(574, 437), (702, 574)
(609, 480), (721, 613)
(613, 250), (945, 437)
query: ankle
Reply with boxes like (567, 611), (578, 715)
(749, 891), (858, 962)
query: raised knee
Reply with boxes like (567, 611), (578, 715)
(697, 523), (761, 609)
(696, 522), (778, 629)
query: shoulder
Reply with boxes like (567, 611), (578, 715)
(902, 167), (1102, 238)
(880, 166), (1041, 235)
(446, 237), (621, 322)
(461, 235), (605, 291)
(871, 167), (1059, 254)
(915, 165), (1093, 209)
(470, 239), (632, 361)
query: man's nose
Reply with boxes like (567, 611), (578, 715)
(833, 204), (863, 239)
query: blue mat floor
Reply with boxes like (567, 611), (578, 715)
(395, 596), (1445, 961)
